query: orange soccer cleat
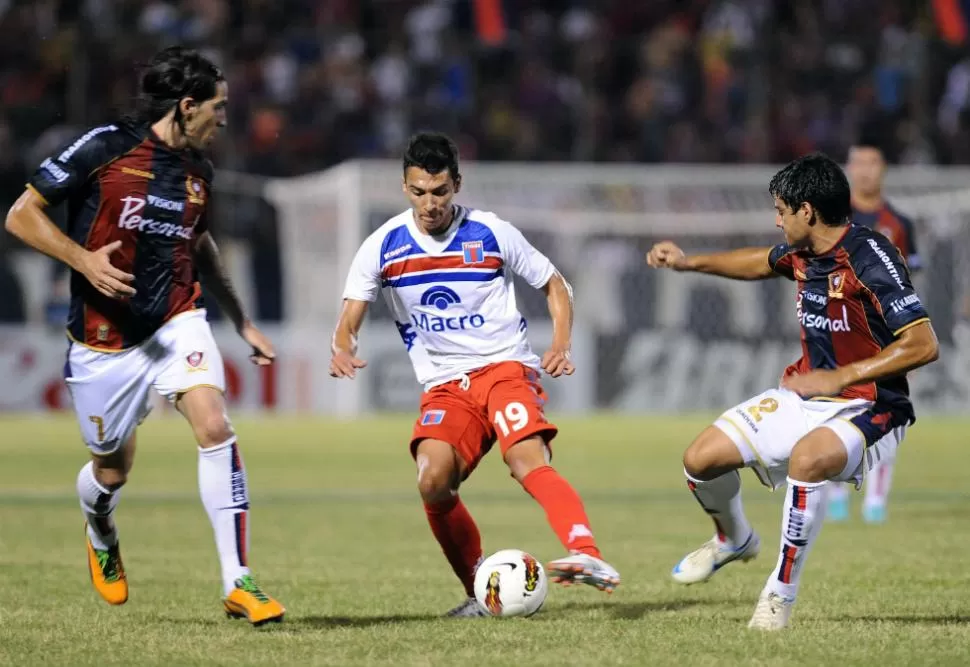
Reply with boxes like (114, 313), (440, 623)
(85, 526), (129, 605)
(223, 575), (285, 626)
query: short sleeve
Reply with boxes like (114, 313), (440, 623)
(768, 243), (796, 280)
(341, 231), (383, 302)
(491, 218), (556, 289)
(855, 234), (930, 336)
(27, 125), (120, 207)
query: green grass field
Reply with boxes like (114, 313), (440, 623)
(1, 413), (968, 666)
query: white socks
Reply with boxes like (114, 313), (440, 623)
(685, 469), (753, 547)
(864, 457), (895, 511)
(767, 477), (827, 600)
(77, 461), (120, 550)
(199, 438), (251, 596)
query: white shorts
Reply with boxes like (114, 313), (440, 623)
(64, 309), (225, 455)
(714, 388), (907, 490)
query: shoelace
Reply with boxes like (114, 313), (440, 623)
(95, 548), (122, 582)
(236, 575), (270, 602)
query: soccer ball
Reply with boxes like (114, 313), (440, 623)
(473, 549), (548, 617)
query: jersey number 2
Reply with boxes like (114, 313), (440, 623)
(494, 402), (529, 437)
(746, 398), (779, 423)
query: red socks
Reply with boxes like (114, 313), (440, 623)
(521, 465), (601, 558)
(424, 495), (482, 596)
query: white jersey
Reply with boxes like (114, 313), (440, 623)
(342, 206), (556, 389)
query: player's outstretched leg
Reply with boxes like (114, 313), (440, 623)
(180, 387), (284, 626)
(77, 437), (135, 605)
(751, 428), (840, 631)
(505, 437), (620, 593)
(415, 439), (488, 618)
(825, 482), (850, 522)
(672, 427), (760, 585)
(862, 455), (895, 523)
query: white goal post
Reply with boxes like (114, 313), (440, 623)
(251, 160), (970, 415)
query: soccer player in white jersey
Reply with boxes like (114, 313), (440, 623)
(330, 132), (620, 617)
(646, 154), (938, 630)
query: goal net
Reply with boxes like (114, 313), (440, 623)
(255, 161), (970, 415)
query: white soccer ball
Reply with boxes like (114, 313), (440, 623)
(473, 549), (548, 617)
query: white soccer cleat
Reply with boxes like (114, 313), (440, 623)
(747, 590), (795, 631)
(444, 597), (490, 618)
(546, 552), (620, 593)
(671, 532), (760, 585)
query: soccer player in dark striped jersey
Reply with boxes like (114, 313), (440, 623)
(826, 138), (922, 523)
(645, 153), (939, 630)
(4, 47), (284, 626)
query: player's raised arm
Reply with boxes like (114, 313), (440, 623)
(646, 241), (779, 280)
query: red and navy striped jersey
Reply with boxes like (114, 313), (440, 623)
(851, 201), (921, 272)
(768, 224), (930, 425)
(27, 122), (211, 351)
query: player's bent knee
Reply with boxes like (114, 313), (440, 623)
(414, 439), (462, 503)
(91, 434), (137, 489)
(194, 415), (235, 449)
(416, 463), (456, 503)
(789, 433), (847, 482)
(683, 427), (744, 480)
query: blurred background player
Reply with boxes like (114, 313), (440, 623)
(330, 132), (620, 617)
(827, 136), (923, 524)
(645, 154), (938, 630)
(3, 47), (284, 626)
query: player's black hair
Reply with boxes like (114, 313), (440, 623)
(769, 153), (852, 227)
(851, 118), (888, 157)
(403, 132), (461, 182)
(125, 46), (225, 128)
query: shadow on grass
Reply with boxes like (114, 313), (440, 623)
(831, 614), (970, 626)
(534, 596), (741, 621)
(281, 596), (742, 629)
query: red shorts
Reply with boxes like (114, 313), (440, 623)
(409, 361), (558, 476)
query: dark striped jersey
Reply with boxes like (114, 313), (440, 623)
(769, 224), (930, 426)
(28, 121), (211, 350)
(852, 201), (921, 272)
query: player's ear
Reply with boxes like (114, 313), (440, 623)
(801, 202), (816, 226)
(453, 173), (462, 194)
(179, 97), (198, 118)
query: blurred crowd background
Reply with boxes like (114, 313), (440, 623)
(3, 0), (970, 325)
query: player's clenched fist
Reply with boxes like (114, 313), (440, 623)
(646, 241), (687, 270)
(330, 349), (367, 378)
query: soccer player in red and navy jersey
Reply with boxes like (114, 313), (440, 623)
(646, 153), (939, 630)
(826, 138), (922, 523)
(4, 47), (284, 625)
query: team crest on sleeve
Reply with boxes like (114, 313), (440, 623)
(462, 240), (485, 264)
(827, 272), (845, 299)
(185, 176), (206, 205)
(421, 409), (446, 426)
(186, 351), (208, 372)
